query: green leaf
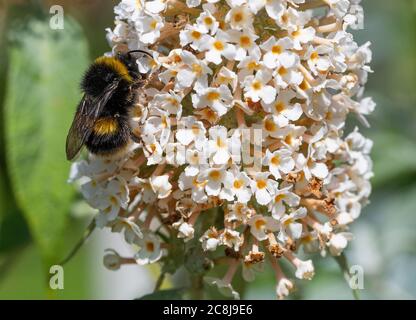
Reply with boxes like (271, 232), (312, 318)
(138, 288), (185, 300)
(4, 17), (89, 264)
(0, 4), (31, 254)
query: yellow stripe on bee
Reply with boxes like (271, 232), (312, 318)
(93, 118), (119, 135)
(94, 56), (133, 83)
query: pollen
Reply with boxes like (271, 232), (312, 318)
(173, 55), (182, 63)
(192, 63), (202, 75)
(256, 180), (267, 189)
(299, 79), (311, 90)
(271, 156), (281, 166)
(292, 29), (301, 38)
(284, 134), (294, 145)
(150, 20), (157, 30)
(264, 119), (276, 132)
(209, 170), (221, 181)
(278, 67), (287, 76)
(240, 36), (251, 47)
(274, 194), (286, 202)
(191, 30), (202, 40)
(191, 124), (200, 135)
(252, 80), (262, 91)
(272, 45), (282, 54)
(247, 61), (259, 70)
(207, 91), (220, 101)
(233, 179), (243, 189)
(204, 17), (213, 26)
(255, 219), (266, 230)
(310, 52), (319, 60)
(275, 101), (285, 112)
(213, 40), (224, 51)
(146, 241), (155, 252)
(233, 12), (243, 23)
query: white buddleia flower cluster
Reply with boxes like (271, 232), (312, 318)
(70, 0), (375, 299)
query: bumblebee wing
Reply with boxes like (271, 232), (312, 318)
(66, 95), (94, 160)
(66, 80), (120, 160)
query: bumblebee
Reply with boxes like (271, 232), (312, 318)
(66, 50), (151, 161)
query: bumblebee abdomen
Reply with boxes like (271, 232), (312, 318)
(85, 117), (131, 156)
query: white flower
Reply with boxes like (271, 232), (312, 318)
(225, 5), (253, 30)
(192, 85), (233, 116)
(91, 178), (129, 228)
(261, 89), (303, 125)
(278, 207), (307, 241)
(221, 167), (252, 203)
(249, 0), (287, 18)
(215, 66), (238, 91)
(295, 152), (329, 181)
(228, 29), (260, 61)
(220, 228), (243, 251)
(208, 125), (241, 165)
(110, 217), (143, 244)
(305, 45), (333, 76)
(142, 135), (164, 165)
(178, 173), (208, 204)
(269, 186), (300, 219)
(145, 0), (167, 14)
(294, 259), (315, 280)
(243, 70), (276, 104)
(261, 36), (297, 69)
(176, 116), (207, 148)
(200, 227), (220, 251)
(250, 172), (278, 205)
(273, 62), (303, 90)
(289, 26), (316, 50)
(135, 14), (163, 44)
(328, 232), (354, 256)
(196, 10), (219, 34)
(150, 91), (183, 118)
(166, 142), (186, 166)
(226, 203), (254, 224)
(180, 24), (211, 51)
(276, 278), (294, 300)
(184, 148), (208, 176)
(173, 220), (195, 242)
(135, 232), (163, 265)
(203, 30), (236, 64)
(176, 50), (212, 91)
(248, 214), (279, 241)
(201, 166), (226, 197)
(150, 175), (172, 199)
(264, 149), (295, 180)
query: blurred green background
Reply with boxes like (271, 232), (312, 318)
(0, 0), (415, 299)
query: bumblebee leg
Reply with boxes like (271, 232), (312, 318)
(130, 129), (142, 144)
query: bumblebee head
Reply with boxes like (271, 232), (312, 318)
(116, 50), (153, 80)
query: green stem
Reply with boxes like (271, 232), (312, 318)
(153, 272), (166, 292)
(190, 275), (204, 300)
(59, 219), (95, 266)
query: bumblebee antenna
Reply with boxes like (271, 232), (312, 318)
(127, 50), (152, 59)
